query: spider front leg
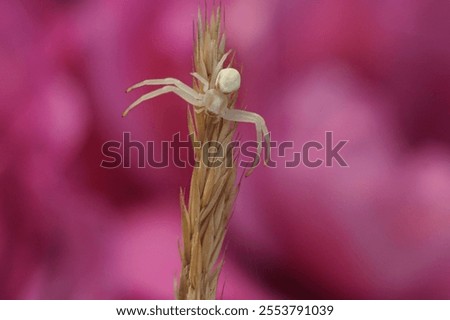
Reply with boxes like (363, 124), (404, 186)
(191, 72), (209, 92)
(123, 85), (205, 117)
(211, 50), (232, 87)
(221, 108), (270, 175)
(126, 78), (202, 101)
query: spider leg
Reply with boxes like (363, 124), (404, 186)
(221, 109), (270, 175)
(190, 72), (209, 92)
(123, 85), (204, 117)
(211, 50), (232, 87)
(126, 78), (202, 100)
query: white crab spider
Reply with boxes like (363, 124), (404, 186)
(123, 52), (270, 171)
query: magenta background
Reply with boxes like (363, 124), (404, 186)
(1, 0), (450, 299)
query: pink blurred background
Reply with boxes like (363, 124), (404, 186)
(1, 0), (450, 299)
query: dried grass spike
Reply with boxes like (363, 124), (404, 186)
(176, 6), (238, 300)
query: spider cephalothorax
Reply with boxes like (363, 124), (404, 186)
(123, 51), (270, 172)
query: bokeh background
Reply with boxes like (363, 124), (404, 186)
(1, 0), (450, 299)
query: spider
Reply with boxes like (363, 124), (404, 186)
(123, 51), (270, 172)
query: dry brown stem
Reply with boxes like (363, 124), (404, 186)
(176, 7), (239, 300)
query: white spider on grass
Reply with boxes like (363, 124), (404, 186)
(123, 51), (270, 172)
